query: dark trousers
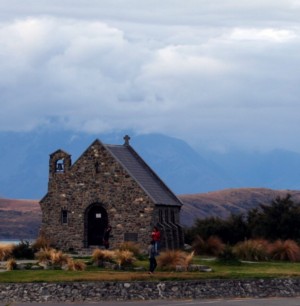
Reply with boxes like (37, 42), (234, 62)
(149, 257), (157, 272)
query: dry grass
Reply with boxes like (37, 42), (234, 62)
(268, 240), (300, 262)
(114, 250), (136, 267)
(31, 235), (52, 251)
(50, 250), (70, 266)
(35, 248), (52, 263)
(0, 244), (13, 261)
(92, 249), (116, 266)
(234, 239), (270, 261)
(66, 259), (86, 271)
(35, 248), (70, 267)
(118, 242), (141, 257)
(192, 235), (225, 256)
(6, 258), (17, 271)
(157, 250), (190, 271)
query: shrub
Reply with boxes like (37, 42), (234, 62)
(217, 245), (241, 265)
(114, 250), (136, 267)
(35, 248), (52, 264)
(11, 240), (34, 259)
(118, 242), (141, 257)
(35, 248), (70, 267)
(268, 239), (300, 262)
(92, 249), (116, 266)
(157, 250), (187, 271)
(0, 244), (13, 261)
(184, 251), (195, 269)
(50, 249), (70, 267)
(31, 235), (52, 252)
(192, 235), (225, 256)
(233, 239), (270, 261)
(6, 258), (17, 271)
(66, 259), (86, 271)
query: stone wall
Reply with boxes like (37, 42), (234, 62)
(1, 279), (300, 303)
(40, 139), (183, 253)
(40, 141), (156, 252)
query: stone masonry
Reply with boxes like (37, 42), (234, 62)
(39, 136), (184, 252)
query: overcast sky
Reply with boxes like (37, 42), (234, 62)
(1, 0), (300, 152)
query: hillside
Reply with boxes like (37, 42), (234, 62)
(1, 188), (300, 239)
(0, 198), (41, 239)
(179, 188), (300, 226)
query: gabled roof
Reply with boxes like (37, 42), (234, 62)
(105, 142), (182, 207)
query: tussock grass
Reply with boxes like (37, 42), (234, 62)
(91, 249), (115, 266)
(66, 259), (86, 271)
(118, 242), (141, 257)
(157, 250), (193, 270)
(0, 244), (13, 261)
(35, 248), (70, 267)
(268, 239), (300, 262)
(234, 239), (270, 261)
(31, 235), (52, 251)
(114, 250), (136, 267)
(6, 258), (17, 271)
(192, 235), (225, 256)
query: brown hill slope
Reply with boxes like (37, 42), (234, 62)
(179, 188), (300, 227)
(0, 198), (41, 239)
(1, 188), (300, 239)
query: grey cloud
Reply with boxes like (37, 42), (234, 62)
(0, 2), (300, 152)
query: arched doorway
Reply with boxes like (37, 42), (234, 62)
(85, 203), (108, 246)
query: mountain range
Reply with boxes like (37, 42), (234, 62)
(1, 130), (300, 199)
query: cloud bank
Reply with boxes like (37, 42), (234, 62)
(1, 1), (300, 152)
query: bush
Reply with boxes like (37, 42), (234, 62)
(233, 239), (270, 261)
(118, 242), (141, 257)
(50, 249), (69, 267)
(6, 258), (17, 271)
(192, 235), (225, 256)
(11, 240), (34, 259)
(268, 239), (300, 262)
(35, 248), (70, 268)
(35, 247), (52, 263)
(217, 245), (241, 265)
(31, 235), (52, 252)
(157, 250), (190, 271)
(66, 259), (86, 271)
(114, 250), (136, 267)
(0, 244), (13, 261)
(92, 249), (116, 266)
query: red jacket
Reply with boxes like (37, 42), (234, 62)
(151, 230), (161, 241)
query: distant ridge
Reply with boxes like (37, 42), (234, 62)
(179, 188), (300, 227)
(1, 188), (300, 238)
(0, 198), (41, 239)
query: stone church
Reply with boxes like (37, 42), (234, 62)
(39, 136), (184, 252)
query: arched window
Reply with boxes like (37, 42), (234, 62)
(56, 159), (64, 173)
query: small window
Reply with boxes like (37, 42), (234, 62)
(61, 210), (68, 224)
(56, 159), (64, 173)
(95, 161), (100, 173)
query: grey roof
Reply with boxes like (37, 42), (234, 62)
(105, 144), (182, 207)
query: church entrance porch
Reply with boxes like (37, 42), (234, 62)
(84, 203), (108, 247)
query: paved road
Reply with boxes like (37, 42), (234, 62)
(3, 297), (300, 306)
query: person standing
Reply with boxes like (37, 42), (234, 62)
(151, 226), (161, 254)
(148, 240), (157, 274)
(103, 224), (112, 249)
